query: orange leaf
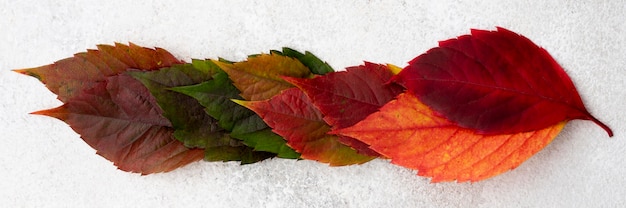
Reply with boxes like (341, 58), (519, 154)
(213, 54), (311, 101)
(334, 93), (565, 182)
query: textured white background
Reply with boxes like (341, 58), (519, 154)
(2, 0), (625, 207)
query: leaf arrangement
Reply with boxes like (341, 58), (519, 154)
(16, 27), (612, 182)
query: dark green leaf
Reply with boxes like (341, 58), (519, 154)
(129, 63), (272, 163)
(172, 64), (300, 159)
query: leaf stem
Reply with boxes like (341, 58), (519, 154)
(588, 116), (613, 137)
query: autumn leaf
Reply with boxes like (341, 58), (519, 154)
(270, 47), (334, 75)
(171, 60), (300, 159)
(213, 53), (312, 101)
(334, 92), (566, 182)
(284, 62), (404, 129)
(392, 27), (612, 136)
(283, 62), (404, 156)
(129, 62), (272, 163)
(128, 63), (219, 148)
(14, 43), (182, 102)
(32, 74), (203, 174)
(168, 61), (254, 132)
(236, 88), (375, 166)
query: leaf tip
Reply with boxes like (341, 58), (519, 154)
(231, 99), (251, 108)
(30, 106), (69, 120)
(12, 68), (27, 74)
(12, 68), (41, 80)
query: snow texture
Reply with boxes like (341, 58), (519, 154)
(1, 0), (625, 207)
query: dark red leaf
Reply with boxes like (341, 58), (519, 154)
(393, 27), (612, 136)
(33, 74), (203, 174)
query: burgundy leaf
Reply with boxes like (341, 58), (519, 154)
(393, 27), (612, 136)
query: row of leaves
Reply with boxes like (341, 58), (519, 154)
(17, 27), (611, 182)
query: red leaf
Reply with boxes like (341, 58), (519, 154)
(334, 93), (565, 182)
(393, 27), (612, 136)
(284, 62), (404, 129)
(236, 88), (375, 166)
(33, 74), (203, 174)
(14, 43), (183, 102)
(284, 62), (404, 156)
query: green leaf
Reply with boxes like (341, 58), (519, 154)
(171, 69), (250, 132)
(129, 63), (271, 163)
(191, 58), (222, 75)
(172, 63), (300, 159)
(232, 129), (300, 159)
(128, 63), (221, 148)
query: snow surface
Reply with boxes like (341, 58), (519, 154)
(2, 0), (625, 207)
